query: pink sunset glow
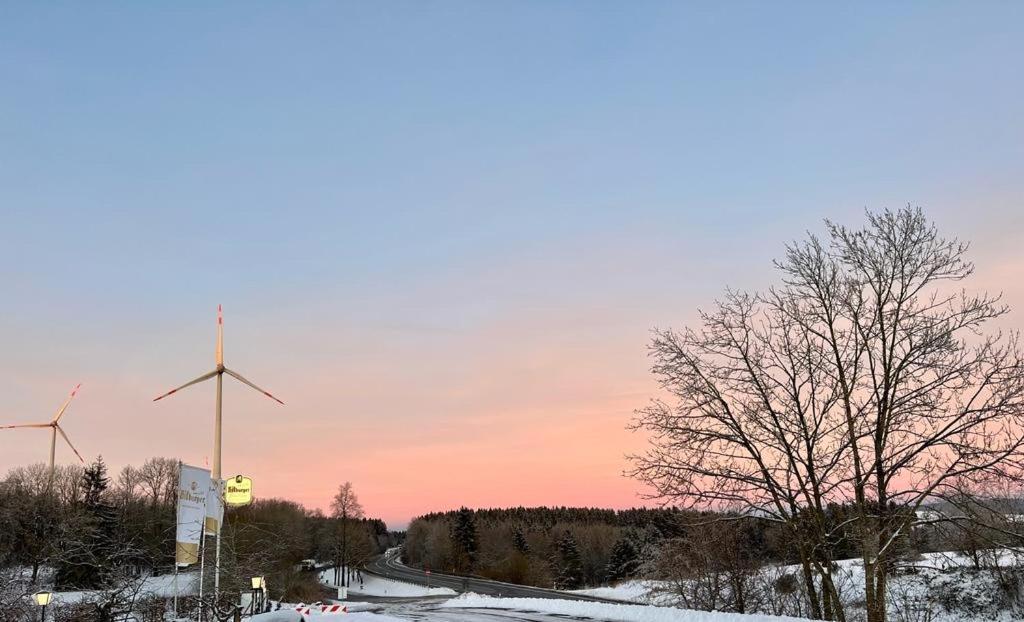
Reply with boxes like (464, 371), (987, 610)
(2, 208), (1021, 529)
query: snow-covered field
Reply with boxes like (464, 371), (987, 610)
(572, 549), (1024, 622)
(442, 593), (810, 622)
(22, 570), (199, 607)
(318, 568), (456, 598)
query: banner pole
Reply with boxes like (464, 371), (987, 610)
(173, 563), (179, 619)
(213, 477), (222, 602)
(214, 519), (221, 600)
(198, 534), (206, 622)
(174, 461), (180, 621)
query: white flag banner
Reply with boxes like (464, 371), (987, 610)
(176, 463), (211, 566)
(204, 477), (224, 536)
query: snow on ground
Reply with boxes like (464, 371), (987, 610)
(46, 570), (199, 606)
(310, 613), (408, 622)
(252, 611), (408, 622)
(570, 580), (660, 604)
(441, 593), (810, 622)
(318, 568), (456, 598)
(572, 549), (1024, 622)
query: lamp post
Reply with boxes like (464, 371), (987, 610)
(33, 592), (52, 622)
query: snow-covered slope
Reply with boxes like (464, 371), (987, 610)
(571, 550), (1024, 622)
(570, 581), (659, 603)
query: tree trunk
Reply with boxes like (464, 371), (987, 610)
(731, 573), (745, 613)
(341, 513), (348, 588)
(799, 554), (823, 620)
(863, 554), (887, 622)
(819, 569), (846, 622)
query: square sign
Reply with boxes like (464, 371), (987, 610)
(225, 475), (253, 506)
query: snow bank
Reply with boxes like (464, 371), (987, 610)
(250, 612), (303, 622)
(318, 569), (455, 597)
(570, 580), (659, 603)
(441, 594), (811, 622)
(309, 614), (405, 622)
(256, 610), (406, 622)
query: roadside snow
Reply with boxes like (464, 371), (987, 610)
(250, 612), (304, 622)
(311, 614), (407, 622)
(252, 611), (405, 622)
(318, 569), (456, 598)
(570, 580), (658, 603)
(441, 594), (810, 622)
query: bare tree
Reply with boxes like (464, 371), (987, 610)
(631, 207), (1024, 622)
(330, 482), (364, 587)
(114, 465), (141, 509)
(137, 458), (177, 508)
(652, 519), (764, 614)
(628, 288), (851, 618)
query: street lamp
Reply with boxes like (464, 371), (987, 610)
(33, 592), (52, 622)
(250, 577), (265, 614)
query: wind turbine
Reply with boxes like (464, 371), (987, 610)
(0, 384), (85, 479)
(153, 306), (283, 598)
(153, 305), (284, 483)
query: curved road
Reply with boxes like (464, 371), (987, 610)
(363, 550), (623, 603)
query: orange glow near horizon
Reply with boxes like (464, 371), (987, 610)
(0, 302), (663, 529)
(2, 221), (1021, 530)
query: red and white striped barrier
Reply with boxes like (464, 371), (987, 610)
(295, 603), (349, 615)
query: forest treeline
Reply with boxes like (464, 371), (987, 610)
(403, 505), (815, 589)
(0, 457), (391, 620)
(403, 502), (1023, 616)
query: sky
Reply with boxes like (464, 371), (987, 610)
(0, 2), (1022, 528)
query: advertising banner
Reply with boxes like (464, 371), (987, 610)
(175, 463), (211, 566)
(205, 477), (224, 536)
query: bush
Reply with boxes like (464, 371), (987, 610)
(134, 596), (166, 622)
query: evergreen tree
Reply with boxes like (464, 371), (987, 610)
(82, 457), (110, 506)
(605, 537), (639, 582)
(451, 507), (478, 570)
(56, 456), (120, 589)
(511, 526), (529, 554)
(554, 531), (583, 589)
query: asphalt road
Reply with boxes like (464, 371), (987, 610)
(363, 550), (622, 602)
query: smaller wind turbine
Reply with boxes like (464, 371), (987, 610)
(0, 384), (85, 477)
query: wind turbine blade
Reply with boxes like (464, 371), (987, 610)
(153, 370), (218, 401)
(0, 423), (51, 430)
(216, 304), (224, 366)
(55, 425), (85, 463)
(223, 368), (285, 405)
(53, 383), (82, 423)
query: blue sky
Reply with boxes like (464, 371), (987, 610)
(1, 2), (1022, 525)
